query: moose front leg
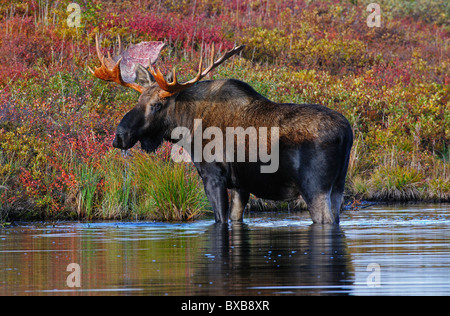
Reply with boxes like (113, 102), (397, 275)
(203, 177), (229, 223)
(230, 189), (249, 222)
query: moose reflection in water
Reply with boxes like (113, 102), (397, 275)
(184, 223), (353, 295)
(2, 205), (449, 296)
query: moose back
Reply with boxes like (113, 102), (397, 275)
(89, 36), (353, 224)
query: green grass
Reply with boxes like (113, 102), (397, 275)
(99, 150), (133, 219)
(76, 164), (102, 219)
(88, 149), (211, 221)
(130, 151), (210, 221)
(0, 0), (448, 222)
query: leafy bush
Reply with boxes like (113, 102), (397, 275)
(0, 0), (448, 221)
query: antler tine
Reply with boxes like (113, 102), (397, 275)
(95, 34), (103, 61)
(89, 33), (144, 93)
(185, 52), (204, 84)
(88, 34), (104, 75)
(150, 44), (245, 98)
(202, 44), (245, 77)
(148, 64), (170, 91)
(117, 35), (122, 55)
(200, 43), (215, 78)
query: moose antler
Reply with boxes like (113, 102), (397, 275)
(149, 44), (245, 98)
(89, 34), (165, 94)
(89, 34), (145, 93)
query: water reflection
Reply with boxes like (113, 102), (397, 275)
(1, 204), (449, 295)
(191, 223), (353, 295)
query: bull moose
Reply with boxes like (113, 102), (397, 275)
(89, 35), (353, 224)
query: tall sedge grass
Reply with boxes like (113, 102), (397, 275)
(347, 146), (449, 202)
(131, 151), (210, 221)
(370, 166), (424, 201)
(76, 164), (101, 219)
(99, 150), (132, 219)
(0, 0), (448, 222)
(93, 149), (210, 221)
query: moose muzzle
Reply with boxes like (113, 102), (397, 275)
(113, 126), (135, 150)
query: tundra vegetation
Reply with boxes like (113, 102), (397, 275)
(0, 0), (448, 221)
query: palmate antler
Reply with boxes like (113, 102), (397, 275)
(89, 34), (244, 97)
(88, 34), (144, 93)
(89, 34), (165, 93)
(149, 44), (245, 98)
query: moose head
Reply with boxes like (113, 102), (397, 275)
(89, 35), (244, 152)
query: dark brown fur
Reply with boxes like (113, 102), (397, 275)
(113, 74), (353, 224)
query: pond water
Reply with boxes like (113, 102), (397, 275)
(1, 204), (449, 296)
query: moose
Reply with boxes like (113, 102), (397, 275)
(89, 35), (353, 224)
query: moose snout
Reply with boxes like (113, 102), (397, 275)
(113, 127), (134, 150)
(112, 134), (124, 149)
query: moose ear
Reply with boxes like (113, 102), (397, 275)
(135, 64), (155, 88)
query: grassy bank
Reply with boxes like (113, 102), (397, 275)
(0, 0), (448, 221)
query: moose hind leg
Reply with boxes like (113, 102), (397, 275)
(330, 150), (351, 224)
(304, 190), (335, 224)
(298, 171), (336, 224)
(230, 189), (250, 222)
(330, 182), (345, 223)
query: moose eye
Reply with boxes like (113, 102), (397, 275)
(151, 103), (162, 113)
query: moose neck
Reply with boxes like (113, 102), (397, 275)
(164, 81), (213, 139)
(167, 79), (265, 133)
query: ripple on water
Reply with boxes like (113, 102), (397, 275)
(1, 204), (449, 296)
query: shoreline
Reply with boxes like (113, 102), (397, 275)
(2, 199), (449, 224)
(0, 2), (447, 225)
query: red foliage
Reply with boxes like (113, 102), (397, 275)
(0, 16), (75, 84)
(96, 8), (234, 52)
